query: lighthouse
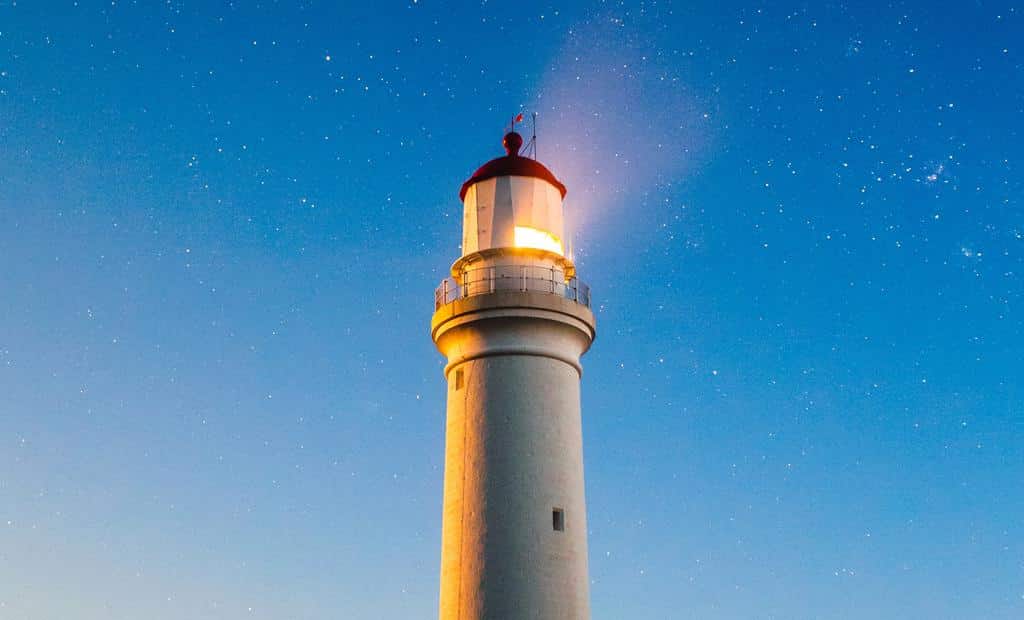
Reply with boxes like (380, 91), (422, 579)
(431, 128), (596, 619)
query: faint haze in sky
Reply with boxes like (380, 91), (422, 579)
(536, 12), (710, 247)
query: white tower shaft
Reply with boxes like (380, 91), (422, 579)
(433, 286), (595, 619)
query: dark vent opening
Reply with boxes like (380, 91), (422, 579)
(552, 508), (565, 532)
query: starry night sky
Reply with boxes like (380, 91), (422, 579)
(1, 2), (1022, 619)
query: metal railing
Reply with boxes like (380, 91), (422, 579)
(434, 263), (591, 310)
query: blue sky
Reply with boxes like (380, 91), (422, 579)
(1, 1), (1021, 618)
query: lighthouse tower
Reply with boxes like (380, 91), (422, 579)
(431, 130), (596, 619)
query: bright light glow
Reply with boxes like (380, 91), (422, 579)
(514, 225), (564, 256)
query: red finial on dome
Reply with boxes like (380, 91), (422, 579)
(502, 131), (524, 156)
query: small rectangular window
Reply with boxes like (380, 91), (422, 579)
(454, 369), (464, 390)
(552, 508), (565, 532)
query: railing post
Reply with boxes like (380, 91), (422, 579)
(550, 266), (555, 293)
(521, 266), (526, 292)
(490, 266), (495, 293)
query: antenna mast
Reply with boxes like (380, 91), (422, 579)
(518, 112), (538, 159)
(531, 112), (538, 159)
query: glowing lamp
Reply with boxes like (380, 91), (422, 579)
(514, 225), (564, 256)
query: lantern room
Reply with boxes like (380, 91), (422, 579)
(457, 131), (570, 265)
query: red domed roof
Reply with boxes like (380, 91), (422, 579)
(459, 132), (567, 200)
